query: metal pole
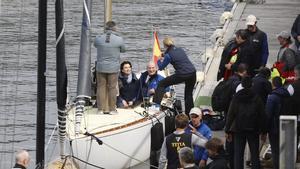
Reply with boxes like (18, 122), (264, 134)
(279, 115), (297, 169)
(37, 0), (47, 167)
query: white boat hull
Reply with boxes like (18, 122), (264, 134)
(66, 106), (166, 169)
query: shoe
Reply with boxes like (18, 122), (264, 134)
(246, 161), (251, 167)
(103, 111), (110, 115)
(97, 110), (103, 114)
(110, 110), (118, 115)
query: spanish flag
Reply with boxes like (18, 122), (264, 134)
(152, 31), (161, 64)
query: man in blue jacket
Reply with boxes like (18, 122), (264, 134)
(138, 61), (170, 100)
(185, 107), (212, 168)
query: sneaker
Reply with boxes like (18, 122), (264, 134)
(110, 110), (118, 115)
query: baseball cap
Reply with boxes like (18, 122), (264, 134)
(189, 107), (202, 116)
(276, 31), (291, 39)
(246, 15), (257, 26)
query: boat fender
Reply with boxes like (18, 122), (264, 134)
(164, 109), (177, 137)
(149, 150), (159, 169)
(151, 122), (164, 151)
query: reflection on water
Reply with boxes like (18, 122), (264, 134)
(0, 0), (232, 168)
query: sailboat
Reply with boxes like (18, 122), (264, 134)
(43, 0), (178, 169)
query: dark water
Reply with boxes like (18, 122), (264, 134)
(0, 0), (232, 168)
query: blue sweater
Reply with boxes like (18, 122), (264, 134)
(158, 46), (196, 76)
(185, 122), (212, 163)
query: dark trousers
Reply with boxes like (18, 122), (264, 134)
(234, 132), (261, 169)
(269, 132), (279, 169)
(153, 72), (196, 114)
(225, 139), (234, 169)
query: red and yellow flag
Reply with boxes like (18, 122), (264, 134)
(152, 31), (161, 64)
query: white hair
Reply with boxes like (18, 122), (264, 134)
(15, 150), (29, 164)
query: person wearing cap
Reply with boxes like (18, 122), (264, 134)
(94, 21), (125, 114)
(13, 150), (30, 169)
(245, 15), (269, 71)
(158, 113), (207, 169)
(273, 30), (298, 83)
(291, 14), (300, 50)
(153, 37), (196, 114)
(185, 107), (212, 168)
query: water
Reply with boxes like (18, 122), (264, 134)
(0, 0), (232, 168)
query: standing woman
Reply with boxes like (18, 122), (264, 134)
(153, 37), (196, 114)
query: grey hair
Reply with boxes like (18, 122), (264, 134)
(15, 150), (29, 163)
(178, 147), (195, 165)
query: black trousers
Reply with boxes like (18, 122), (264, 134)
(269, 132), (279, 169)
(234, 132), (261, 169)
(153, 72), (196, 114)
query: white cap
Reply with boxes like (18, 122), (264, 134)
(189, 107), (202, 116)
(246, 15), (257, 26)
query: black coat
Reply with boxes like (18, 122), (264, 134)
(225, 88), (267, 133)
(217, 39), (238, 81)
(252, 73), (272, 105)
(205, 151), (229, 169)
(291, 14), (300, 47)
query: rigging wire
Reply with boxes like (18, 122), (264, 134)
(10, 0), (24, 166)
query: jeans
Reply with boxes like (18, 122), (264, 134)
(96, 72), (118, 112)
(153, 72), (196, 114)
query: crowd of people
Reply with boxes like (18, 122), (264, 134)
(18, 13), (300, 169)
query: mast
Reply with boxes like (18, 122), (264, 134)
(104, 0), (112, 26)
(36, 0), (47, 167)
(55, 0), (67, 159)
(75, 0), (92, 135)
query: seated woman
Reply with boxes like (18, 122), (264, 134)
(117, 61), (139, 108)
(138, 61), (170, 101)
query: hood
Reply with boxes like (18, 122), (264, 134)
(234, 88), (255, 102)
(271, 86), (290, 98)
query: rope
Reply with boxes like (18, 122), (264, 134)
(10, 0), (24, 165)
(45, 121), (58, 152)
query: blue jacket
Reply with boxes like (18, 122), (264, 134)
(265, 87), (290, 134)
(138, 71), (169, 99)
(158, 46), (196, 76)
(185, 122), (212, 163)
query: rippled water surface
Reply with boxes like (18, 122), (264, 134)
(0, 0), (232, 168)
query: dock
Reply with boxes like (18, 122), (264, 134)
(193, 0), (300, 168)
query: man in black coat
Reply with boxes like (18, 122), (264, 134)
(12, 150), (30, 169)
(291, 14), (300, 50)
(225, 76), (267, 169)
(178, 147), (200, 169)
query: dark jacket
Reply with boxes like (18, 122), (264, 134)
(12, 163), (26, 169)
(265, 87), (290, 134)
(225, 88), (267, 133)
(117, 72), (139, 103)
(252, 73), (272, 105)
(231, 40), (256, 76)
(247, 28), (269, 68)
(205, 150), (229, 169)
(217, 39), (238, 81)
(158, 45), (196, 76)
(291, 14), (300, 48)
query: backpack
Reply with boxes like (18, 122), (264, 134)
(211, 79), (236, 112)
